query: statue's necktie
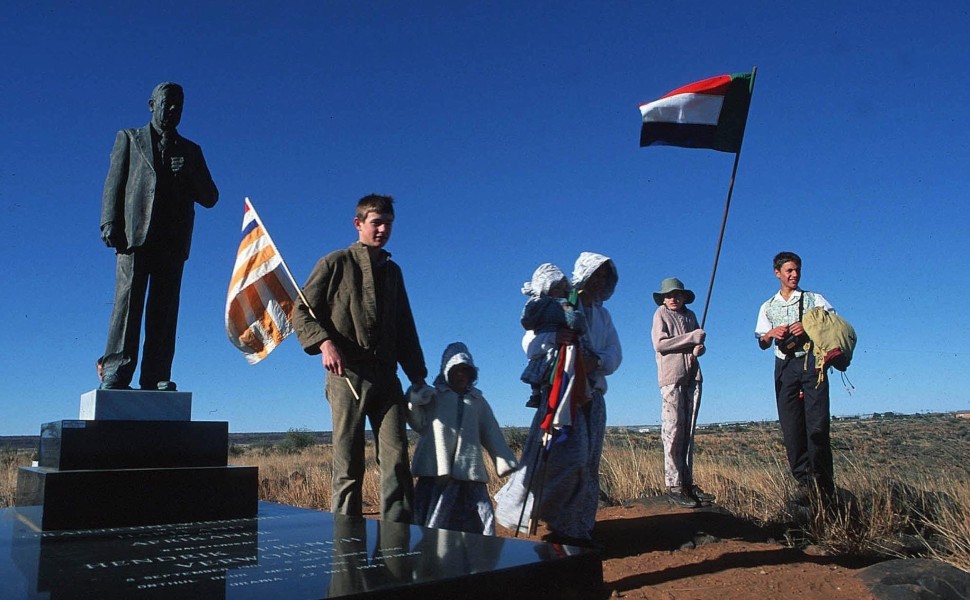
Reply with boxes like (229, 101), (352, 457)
(159, 132), (172, 163)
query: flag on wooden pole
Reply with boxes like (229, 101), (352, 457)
(639, 72), (754, 153)
(225, 198), (299, 364)
(638, 69), (758, 327)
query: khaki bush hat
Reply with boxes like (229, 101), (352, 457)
(653, 277), (695, 306)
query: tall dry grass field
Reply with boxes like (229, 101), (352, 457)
(2, 413), (967, 571)
(233, 438), (509, 512)
(0, 450), (32, 508)
(597, 416), (970, 571)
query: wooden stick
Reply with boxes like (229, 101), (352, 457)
(245, 197), (362, 401)
(344, 376), (360, 401)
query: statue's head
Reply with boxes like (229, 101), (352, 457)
(149, 82), (184, 132)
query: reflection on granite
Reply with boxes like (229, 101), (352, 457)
(1, 501), (602, 599)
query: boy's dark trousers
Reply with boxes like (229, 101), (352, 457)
(327, 361), (414, 524)
(773, 350), (834, 498)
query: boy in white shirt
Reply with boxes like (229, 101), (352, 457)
(755, 252), (836, 506)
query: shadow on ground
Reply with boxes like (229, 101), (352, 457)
(596, 496), (877, 568)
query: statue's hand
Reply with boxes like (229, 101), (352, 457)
(101, 223), (116, 247)
(101, 223), (125, 249)
(169, 156), (186, 174)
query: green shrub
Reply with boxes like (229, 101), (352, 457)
(278, 428), (317, 455)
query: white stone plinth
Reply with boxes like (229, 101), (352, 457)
(80, 389), (192, 421)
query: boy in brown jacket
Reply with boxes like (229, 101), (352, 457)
(293, 194), (430, 524)
(650, 278), (713, 508)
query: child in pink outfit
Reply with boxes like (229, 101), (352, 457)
(650, 277), (714, 509)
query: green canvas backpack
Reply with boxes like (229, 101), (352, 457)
(802, 306), (857, 375)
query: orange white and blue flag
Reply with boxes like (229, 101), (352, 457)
(225, 198), (299, 364)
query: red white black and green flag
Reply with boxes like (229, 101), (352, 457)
(639, 72), (754, 153)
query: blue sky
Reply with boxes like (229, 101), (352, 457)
(2, 1), (968, 436)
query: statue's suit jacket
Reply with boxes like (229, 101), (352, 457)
(100, 123), (218, 261)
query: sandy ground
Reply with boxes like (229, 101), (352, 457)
(497, 496), (881, 600)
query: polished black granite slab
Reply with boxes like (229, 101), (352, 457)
(39, 420), (228, 470)
(0, 502), (602, 599)
(16, 466), (258, 531)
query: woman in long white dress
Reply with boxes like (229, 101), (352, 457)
(494, 252), (622, 545)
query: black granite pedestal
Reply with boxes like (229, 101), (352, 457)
(39, 420), (230, 470)
(16, 465), (258, 530)
(15, 391), (258, 531)
(0, 502), (604, 599)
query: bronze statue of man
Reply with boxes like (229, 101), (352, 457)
(99, 82), (218, 391)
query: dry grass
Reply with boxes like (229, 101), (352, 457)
(2, 413), (967, 572)
(233, 440), (507, 512)
(241, 445), (335, 510)
(920, 479), (970, 572)
(0, 449), (32, 508)
(599, 418), (969, 571)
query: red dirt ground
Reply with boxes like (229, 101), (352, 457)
(496, 496), (881, 600)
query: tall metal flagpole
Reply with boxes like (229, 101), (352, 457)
(244, 197), (361, 400)
(699, 66), (758, 329)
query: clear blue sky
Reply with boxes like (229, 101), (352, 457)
(2, 2), (968, 436)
